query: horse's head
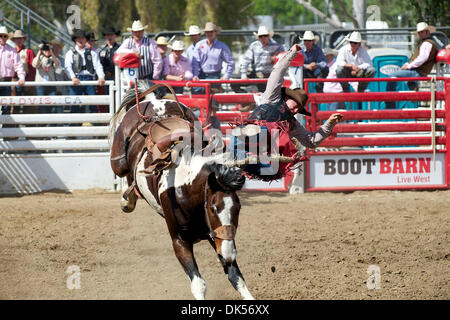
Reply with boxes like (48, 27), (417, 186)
(204, 163), (245, 265)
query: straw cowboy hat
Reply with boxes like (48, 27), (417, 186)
(127, 20), (148, 32)
(103, 26), (121, 36)
(170, 40), (186, 51)
(203, 22), (221, 33)
(156, 36), (168, 46)
(253, 26), (274, 38)
(281, 87), (311, 116)
(415, 22), (436, 33)
(184, 25), (202, 36)
(0, 26), (10, 38)
(11, 29), (27, 39)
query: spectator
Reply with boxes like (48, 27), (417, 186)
(0, 26), (25, 115)
(192, 22), (235, 93)
(163, 40), (192, 94)
(240, 25), (284, 92)
(323, 48), (345, 111)
(156, 36), (169, 58)
(11, 29), (36, 113)
(51, 39), (70, 100)
(385, 22), (439, 109)
(117, 20), (163, 80)
(336, 31), (375, 93)
(184, 25), (202, 62)
(99, 27), (121, 81)
(32, 39), (61, 113)
(86, 32), (98, 52)
(64, 29), (105, 113)
(300, 31), (328, 93)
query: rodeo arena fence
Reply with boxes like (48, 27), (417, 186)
(1, 49), (450, 195)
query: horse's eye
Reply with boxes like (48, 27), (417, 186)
(210, 205), (217, 214)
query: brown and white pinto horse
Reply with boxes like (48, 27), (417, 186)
(109, 81), (254, 300)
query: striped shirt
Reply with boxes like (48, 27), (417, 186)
(163, 54), (193, 80)
(240, 39), (284, 78)
(117, 36), (163, 80)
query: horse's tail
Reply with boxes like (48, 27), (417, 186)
(209, 163), (246, 192)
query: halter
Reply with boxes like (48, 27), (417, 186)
(203, 180), (236, 242)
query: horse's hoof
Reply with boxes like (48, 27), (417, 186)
(121, 205), (135, 213)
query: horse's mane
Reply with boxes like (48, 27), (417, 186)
(207, 163), (246, 192)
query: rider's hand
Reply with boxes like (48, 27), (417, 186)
(72, 77), (80, 86)
(291, 43), (301, 52)
(328, 113), (343, 126)
(98, 78), (105, 86)
(17, 79), (25, 87)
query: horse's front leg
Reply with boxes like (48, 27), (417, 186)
(120, 175), (137, 213)
(208, 238), (255, 300)
(173, 237), (207, 300)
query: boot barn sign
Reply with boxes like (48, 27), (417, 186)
(308, 152), (446, 191)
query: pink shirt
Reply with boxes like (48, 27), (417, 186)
(163, 54), (193, 80)
(0, 44), (26, 79)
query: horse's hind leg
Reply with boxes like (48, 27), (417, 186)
(120, 175), (137, 213)
(172, 238), (207, 300)
(208, 239), (255, 300)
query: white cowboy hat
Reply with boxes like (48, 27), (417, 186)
(415, 22), (436, 33)
(323, 48), (338, 57)
(0, 26), (9, 37)
(184, 25), (202, 36)
(170, 40), (185, 51)
(127, 20), (148, 32)
(253, 26), (274, 38)
(300, 30), (316, 41)
(203, 22), (221, 33)
(156, 36), (168, 46)
(346, 31), (362, 43)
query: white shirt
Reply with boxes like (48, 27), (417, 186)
(323, 59), (342, 93)
(64, 46), (105, 79)
(407, 41), (432, 69)
(336, 43), (373, 70)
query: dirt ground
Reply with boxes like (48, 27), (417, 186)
(0, 188), (448, 300)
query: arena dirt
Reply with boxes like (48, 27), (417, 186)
(0, 189), (448, 300)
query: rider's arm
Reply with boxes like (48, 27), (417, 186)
(288, 118), (336, 149)
(261, 48), (297, 104)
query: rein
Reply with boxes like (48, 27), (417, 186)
(204, 180), (236, 242)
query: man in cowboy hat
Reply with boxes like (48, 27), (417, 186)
(64, 29), (105, 113)
(156, 36), (169, 58)
(99, 26), (121, 80)
(239, 25), (285, 92)
(117, 20), (163, 80)
(86, 31), (98, 52)
(300, 30), (328, 93)
(11, 29), (36, 83)
(323, 48), (345, 110)
(0, 26), (25, 115)
(335, 31), (375, 95)
(163, 40), (193, 94)
(385, 22), (439, 109)
(11, 29), (36, 112)
(233, 43), (342, 176)
(184, 25), (203, 62)
(192, 22), (235, 92)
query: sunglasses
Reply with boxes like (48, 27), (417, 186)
(350, 41), (359, 45)
(259, 35), (269, 38)
(0, 35), (9, 38)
